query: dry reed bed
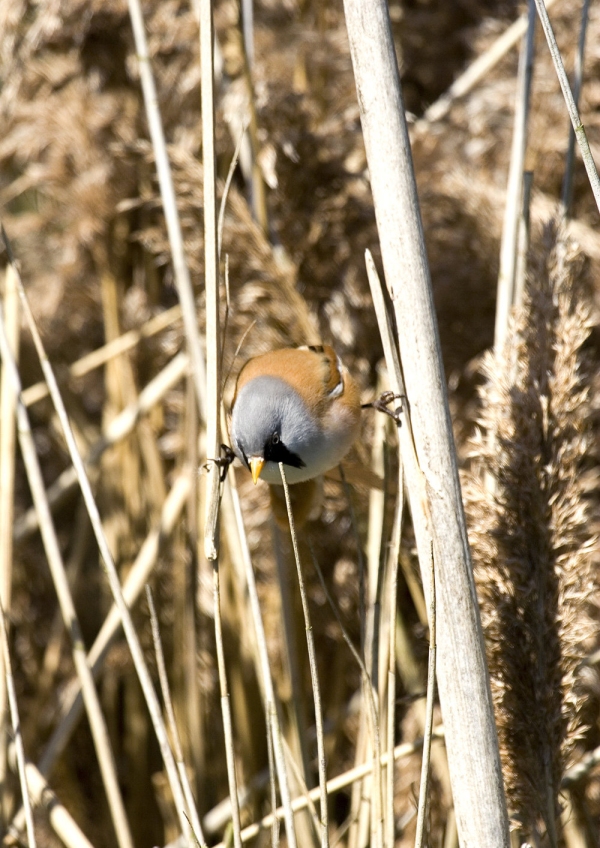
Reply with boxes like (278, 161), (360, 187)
(0, 0), (599, 846)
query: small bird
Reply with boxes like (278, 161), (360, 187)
(230, 345), (361, 494)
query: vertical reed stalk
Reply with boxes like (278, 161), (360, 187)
(200, 0), (243, 842)
(494, 0), (536, 355)
(513, 171), (534, 313)
(223, 473), (298, 848)
(561, 0), (590, 218)
(0, 264), (19, 827)
(385, 460), (402, 848)
(279, 465), (329, 848)
(533, 0), (600, 212)
(6, 260), (195, 846)
(146, 587), (204, 843)
(414, 545), (436, 848)
(0, 297), (135, 848)
(0, 603), (36, 848)
(126, 0), (207, 418)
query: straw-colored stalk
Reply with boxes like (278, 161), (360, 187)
(146, 586), (204, 843)
(279, 464), (329, 848)
(0, 296), (135, 848)
(126, 0), (206, 419)
(414, 543), (436, 848)
(345, 1), (509, 840)
(347, 0), (509, 824)
(201, 0), (243, 842)
(307, 541), (383, 848)
(385, 459), (402, 848)
(0, 263), (19, 826)
(349, 371), (388, 848)
(15, 351), (188, 542)
(494, 0), (535, 355)
(533, 0), (600, 213)
(222, 472), (298, 848)
(0, 602), (36, 848)
(8, 257), (196, 846)
(211, 731), (444, 848)
(6, 746), (95, 848)
(561, 0), (591, 218)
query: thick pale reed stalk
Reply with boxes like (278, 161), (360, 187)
(343, 3), (509, 845)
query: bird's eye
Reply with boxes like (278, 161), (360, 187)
(271, 432), (280, 445)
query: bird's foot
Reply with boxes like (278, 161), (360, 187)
(203, 444), (236, 482)
(362, 391), (404, 423)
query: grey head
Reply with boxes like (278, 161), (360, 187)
(230, 375), (320, 472)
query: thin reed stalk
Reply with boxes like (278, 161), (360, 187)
(212, 733), (444, 848)
(0, 263), (19, 826)
(8, 470), (192, 841)
(494, 0), (536, 355)
(146, 587), (204, 844)
(343, 5), (509, 843)
(0, 603), (36, 848)
(21, 305), (182, 407)
(201, 0), (243, 842)
(266, 719), (280, 847)
(218, 124), (248, 261)
(514, 171), (534, 313)
(354, 375), (387, 848)
(344, 460), (375, 848)
(385, 460), (402, 848)
(8, 254), (196, 846)
(561, 0), (591, 218)
(0, 298), (135, 848)
(533, 0), (600, 213)
(15, 351), (189, 542)
(126, 0), (206, 419)
(307, 544), (383, 825)
(271, 525), (314, 812)
(279, 465), (329, 848)
(222, 472), (298, 848)
(414, 544), (436, 848)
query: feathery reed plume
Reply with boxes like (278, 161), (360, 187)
(464, 222), (597, 841)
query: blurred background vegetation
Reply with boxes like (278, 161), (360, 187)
(0, 0), (599, 846)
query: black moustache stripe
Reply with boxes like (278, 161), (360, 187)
(264, 441), (305, 469)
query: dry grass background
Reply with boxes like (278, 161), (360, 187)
(0, 0), (599, 846)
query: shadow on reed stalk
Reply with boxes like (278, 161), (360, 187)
(464, 222), (598, 844)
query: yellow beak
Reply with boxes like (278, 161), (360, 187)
(249, 456), (265, 485)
